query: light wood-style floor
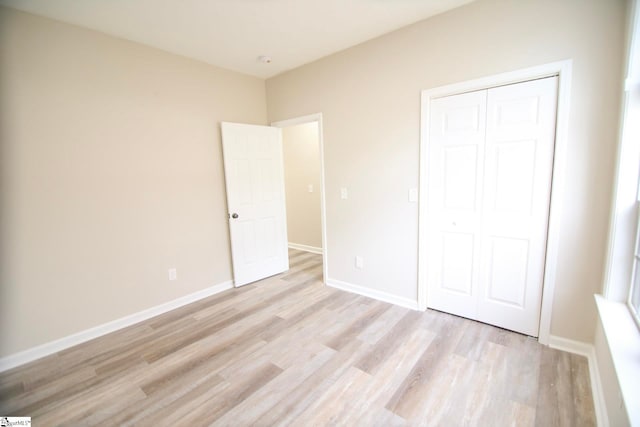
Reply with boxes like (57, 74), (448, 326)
(0, 249), (595, 426)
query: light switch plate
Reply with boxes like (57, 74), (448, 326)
(409, 188), (418, 203)
(341, 188), (348, 199)
(308, 184), (313, 193)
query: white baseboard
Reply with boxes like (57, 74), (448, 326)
(288, 242), (323, 255)
(548, 335), (608, 427)
(326, 278), (419, 310)
(0, 280), (233, 373)
(548, 335), (593, 357)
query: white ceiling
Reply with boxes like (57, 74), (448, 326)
(0, 0), (474, 78)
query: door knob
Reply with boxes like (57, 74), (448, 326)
(231, 213), (239, 219)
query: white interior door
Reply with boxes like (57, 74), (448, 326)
(221, 122), (289, 287)
(426, 90), (487, 319)
(426, 77), (558, 336)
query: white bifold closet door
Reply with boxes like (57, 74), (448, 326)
(426, 77), (558, 337)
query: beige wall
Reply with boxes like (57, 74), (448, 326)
(282, 123), (322, 249)
(266, 0), (627, 342)
(0, 7), (267, 357)
(0, 0), (629, 358)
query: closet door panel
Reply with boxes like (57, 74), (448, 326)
(426, 90), (487, 320)
(477, 76), (558, 336)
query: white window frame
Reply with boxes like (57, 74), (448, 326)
(595, 1), (640, 424)
(628, 139), (640, 329)
(602, 0), (640, 309)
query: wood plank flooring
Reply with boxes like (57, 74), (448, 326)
(0, 249), (595, 426)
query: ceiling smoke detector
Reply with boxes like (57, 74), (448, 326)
(258, 55), (272, 64)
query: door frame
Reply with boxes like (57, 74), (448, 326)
(271, 113), (328, 284)
(418, 60), (573, 345)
